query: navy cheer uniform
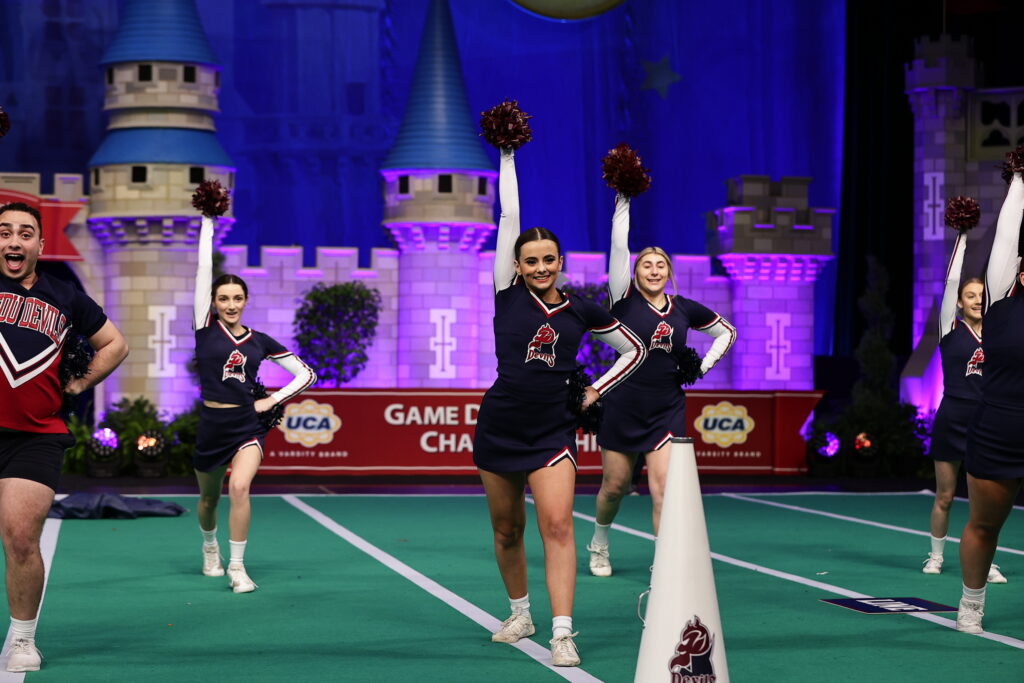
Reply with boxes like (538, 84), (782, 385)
(931, 230), (984, 462)
(192, 218), (315, 472)
(473, 151), (646, 474)
(597, 194), (737, 454)
(0, 273), (106, 490)
(966, 286), (1024, 479)
(966, 171), (1024, 481)
(600, 288), (732, 452)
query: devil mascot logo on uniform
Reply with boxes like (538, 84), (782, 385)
(669, 615), (716, 683)
(965, 347), (984, 378)
(651, 321), (674, 353)
(525, 323), (559, 367)
(222, 350), (248, 382)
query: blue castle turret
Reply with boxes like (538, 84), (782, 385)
(381, 0), (496, 387)
(88, 0), (234, 226)
(87, 0), (236, 414)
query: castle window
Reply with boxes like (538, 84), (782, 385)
(228, 172), (235, 187)
(131, 166), (148, 183)
(215, 71), (221, 87)
(189, 167), (205, 184)
(398, 175), (409, 194)
(184, 66), (196, 83)
(106, 68), (113, 85)
(138, 64), (152, 82)
(93, 169), (100, 187)
(438, 174), (453, 193)
(477, 177), (487, 196)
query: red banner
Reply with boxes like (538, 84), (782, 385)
(262, 389), (821, 476)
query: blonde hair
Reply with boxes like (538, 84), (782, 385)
(633, 246), (677, 295)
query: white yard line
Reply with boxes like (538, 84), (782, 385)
(283, 495), (602, 683)
(722, 493), (1024, 556)
(561, 502), (1024, 651)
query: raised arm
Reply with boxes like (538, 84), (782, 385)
(608, 194), (631, 304)
(987, 173), (1024, 307)
(193, 216), (214, 330)
(694, 316), (737, 376)
(939, 231), (967, 337)
(494, 150), (520, 293)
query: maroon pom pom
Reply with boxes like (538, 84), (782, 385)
(480, 100), (533, 150)
(191, 180), (230, 217)
(944, 196), (980, 232)
(601, 143), (651, 197)
(1001, 145), (1024, 184)
(0, 105), (10, 140)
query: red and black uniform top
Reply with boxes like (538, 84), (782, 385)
(0, 274), (106, 433)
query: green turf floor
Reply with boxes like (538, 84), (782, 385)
(9, 492), (1024, 681)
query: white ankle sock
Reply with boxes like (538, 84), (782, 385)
(552, 615), (573, 638)
(229, 540), (247, 565)
(10, 617), (36, 644)
(930, 535), (945, 557)
(201, 526), (217, 546)
(962, 583), (985, 603)
(510, 594), (531, 619)
(591, 523), (610, 547)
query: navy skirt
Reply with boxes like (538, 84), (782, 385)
(929, 396), (976, 462)
(193, 404), (265, 472)
(599, 383), (685, 453)
(473, 383), (578, 473)
(966, 402), (1024, 480)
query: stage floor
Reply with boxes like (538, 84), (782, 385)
(5, 490), (1022, 681)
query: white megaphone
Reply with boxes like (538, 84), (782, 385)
(634, 437), (729, 682)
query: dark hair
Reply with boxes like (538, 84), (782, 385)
(212, 273), (248, 299)
(0, 202), (43, 235)
(514, 227), (561, 259)
(957, 277), (984, 299)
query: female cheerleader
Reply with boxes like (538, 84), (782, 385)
(922, 197), (1004, 584)
(475, 104), (646, 667)
(589, 146), (736, 577)
(191, 181), (316, 593)
(957, 153), (1024, 633)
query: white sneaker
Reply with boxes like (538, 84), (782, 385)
(6, 639), (41, 672)
(227, 563), (257, 593)
(550, 632), (580, 667)
(202, 543), (224, 577)
(956, 598), (984, 634)
(922, 553), (943, 574)
(491, 612), (535, 643)
(588, 542), (612, 577)
(988, 564), (1007, 584)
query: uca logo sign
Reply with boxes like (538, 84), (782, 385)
(278, 399), (342, 448)
(693, 401), (755, 448)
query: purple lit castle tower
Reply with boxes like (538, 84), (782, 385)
(87, 0), (235, 415)
(901, 36), (1016, 411)
(706, 176), (834, 390)
(379, 0), (496, 387)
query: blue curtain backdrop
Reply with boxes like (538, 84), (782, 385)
(0, 0), (845, 354)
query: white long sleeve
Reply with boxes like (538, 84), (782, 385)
(939, 231), (967, 338)
(608, 193), (632, 304)
(987, 173), (1024, 308)
(589, 323), (647, 395)
(267, 354), (317, 404)
(494, 150), (520, 293)
(193, 216), (214, 330)
(695, 316), (737, 375)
